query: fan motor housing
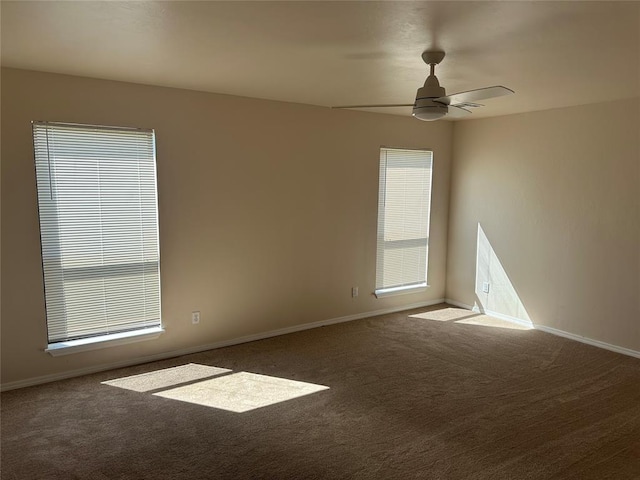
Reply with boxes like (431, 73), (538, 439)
(412, 96), (448, 121)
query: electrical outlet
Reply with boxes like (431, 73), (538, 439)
(482, 282), (490, 294)
(352, 287), (359, 298)
(191, 311), (201, 324)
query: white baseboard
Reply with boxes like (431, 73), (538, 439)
(473, 308), (534, 329)
(445, 298), (640, 359)
(534, 324), (640, 359)
(1, 298), (445, 392)
(444, 298), (474, 310)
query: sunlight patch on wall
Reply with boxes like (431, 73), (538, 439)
(153, 371), (329, 413)
(102, 363), (231, 392)
(476, 223), (533, 326)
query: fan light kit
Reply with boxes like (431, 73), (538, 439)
(333, 50), (514, 121)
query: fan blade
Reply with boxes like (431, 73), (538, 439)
(446, 105), (472, 118)
(331, 104), (414, 109)
(435, 86), (514, 106)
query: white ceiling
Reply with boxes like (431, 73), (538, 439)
(1, 1), (639, 120)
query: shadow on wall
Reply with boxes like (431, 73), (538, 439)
(474, 223), (534, 327)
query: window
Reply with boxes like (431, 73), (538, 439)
(33, 122), (162, 353)
(375, 147), (433, 297)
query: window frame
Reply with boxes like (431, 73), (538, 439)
(32, 121), (164, 354)
(374, 147), (434, 298)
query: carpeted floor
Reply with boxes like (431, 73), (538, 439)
(2, 304), (640, 479)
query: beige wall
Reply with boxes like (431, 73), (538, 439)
(4, 66), (637, 388)
(0, 68), (453, 386)
(447, 98), (640, 351)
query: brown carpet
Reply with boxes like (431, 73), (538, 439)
(2, 304), (640, 479)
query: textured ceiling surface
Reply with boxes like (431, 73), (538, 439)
(1, 1), (639, 119)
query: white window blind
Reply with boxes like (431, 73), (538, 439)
(33, 122), (161, 344)
(375, 148), (433, 295)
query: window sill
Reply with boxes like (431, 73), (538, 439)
(45, 326), (164, 356)
(374, 283), (429, 298)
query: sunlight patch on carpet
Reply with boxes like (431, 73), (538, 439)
(410, 308), (532, 330)
(455, 317), (532, 330)
(153, 372), (329, 413)
(409, 308), (477, 322)
(102, 363), (231, 392)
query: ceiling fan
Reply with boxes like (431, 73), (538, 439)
(332, 50), (514, 121)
